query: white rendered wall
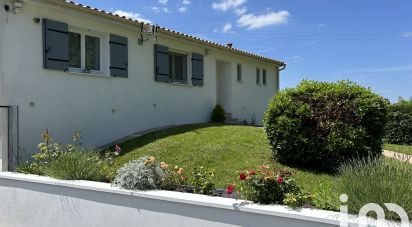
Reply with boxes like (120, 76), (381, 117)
(0, 173), (360, 227)
(0, 0), (7, 171)
(1, 0), (281, 155)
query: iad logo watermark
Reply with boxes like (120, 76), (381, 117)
(339, 194), (410, 227)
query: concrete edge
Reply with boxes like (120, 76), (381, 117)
(0, 172), (397, 226)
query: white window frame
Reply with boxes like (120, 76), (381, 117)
(68, 26), (109, 76)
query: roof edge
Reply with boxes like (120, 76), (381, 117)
(44, 0), (285, 66)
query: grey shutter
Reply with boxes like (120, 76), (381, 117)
(154, 44), (170, 82)
(43, 19), (69, 71)
(110, 34), (128, 78)
(191, 53), (204, 86)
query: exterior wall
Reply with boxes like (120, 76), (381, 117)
(1, 0), (281, 155)
(230, 60), (278, 125)
(0, 0), (7, 171)
(0, 173), (355, 227)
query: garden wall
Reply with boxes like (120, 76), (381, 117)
(0, 172), (383, 227)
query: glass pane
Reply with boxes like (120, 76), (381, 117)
(69, 32), (81, 68)
(85, 35), (100, 71)
(174, 55), (184, 81)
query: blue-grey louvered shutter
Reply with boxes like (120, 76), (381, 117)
(191, 53), (204, 86)
(43, 19), (69, 71)
(154, 44), (170, 82)
(110, 34), (128, 78)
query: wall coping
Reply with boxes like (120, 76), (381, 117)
(0, 172), (397, 227)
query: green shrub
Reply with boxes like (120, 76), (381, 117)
(47, 150), (110, 182)
(337, 158), (412, 221)
(113, 156), (167, 190)
(231, 166), (306, 205)
(190, 166), (216, 195)
(17, 129), (82, 175)
(385, 98), (412, 145)
(264, 80), (389, 171)
(211, 104), (226, 123)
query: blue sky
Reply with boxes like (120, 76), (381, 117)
(76, 0), (412, 102)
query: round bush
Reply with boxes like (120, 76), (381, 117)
(385, 99), (412, 145)
(264, 80), (389, 171)
(211, 104), (226, 123)
(113, 156), (166, 190)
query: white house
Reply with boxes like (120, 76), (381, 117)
(0, 0), (285, 171)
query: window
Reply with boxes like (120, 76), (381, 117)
(263, 69), (267, 85)
(68, 31), (102, 73)
(237, 64), (242, 82)
(256, 68), (260, 84)
(169, 52), (187, 83)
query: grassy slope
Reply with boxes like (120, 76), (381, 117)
(115, 124), (338, 209)
(384, 144), (412, 155)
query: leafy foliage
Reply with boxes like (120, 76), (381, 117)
(113, 156), (167, 190)
(17, 129), (82, 175)
(283, 192), (316, 209)
(385, 98), (412, 145)
(337, 157), (412, 221)
(211, 104), (226, 123)
(230, 165), (312, 205)
(264, 80), (389, 171)
(190, 166), (216, 195)
(47, 150), (110, 182)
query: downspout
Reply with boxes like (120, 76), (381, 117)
(276, 64), (286, 92)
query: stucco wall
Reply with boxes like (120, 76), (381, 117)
(0, 0), (7, 171)
(1, 0), (281, 155)
(0, 173), (355, 227)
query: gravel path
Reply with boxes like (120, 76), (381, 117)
(383, 150), (412, 164)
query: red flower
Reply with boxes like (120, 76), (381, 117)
(276, 177), (284, 184)
(226, 184), (235, 194)
(248, 170), (256, 176)
(239, 173), (247, 180)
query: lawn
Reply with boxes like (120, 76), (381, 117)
(115, 124), (339, 210)
(384, 144), (412, 155)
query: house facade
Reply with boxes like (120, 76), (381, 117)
(0, 0), (285, 171)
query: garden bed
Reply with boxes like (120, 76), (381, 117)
(0, 172), (391, 227)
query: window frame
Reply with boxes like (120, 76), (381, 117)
(168, 51), (188, 84)
(237, 63), (242, 82)
(68, 26), (108, 76)
(256, 67), (261, 85)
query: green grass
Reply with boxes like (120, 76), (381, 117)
(384, 144), (412, 155)
(115, 124), (339, 209)
(337, 157), (412, 220)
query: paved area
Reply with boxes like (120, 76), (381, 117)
(383, 150), (412, 164)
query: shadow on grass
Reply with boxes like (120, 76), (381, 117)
(116, 123), (226, 157)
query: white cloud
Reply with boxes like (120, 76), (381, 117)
(212, 0), (247, 12)
(237, 10), (291, 30)
(234, 7), (247, 16)
(178, 6), (187, 12)
(159, 0), (168, 5)
(222, 23), (233, 33)
(150, 6), (170, 13)
(401, 32), (412, 38)
(182, 0), (191, 5)
(113, 10), (152, 24)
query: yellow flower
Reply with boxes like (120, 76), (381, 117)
(144, 156), (156, 165)
(160, 162), (169, 169)
(177, 167), (184, 175)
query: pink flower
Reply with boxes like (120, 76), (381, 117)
(114, 145), (122, 155)
(226, 184), (235, 194)
(276, 177), (284, 184)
